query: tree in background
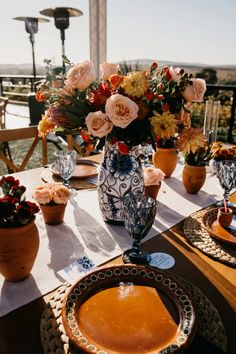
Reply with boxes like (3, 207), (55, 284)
(196, 68), (218, 84)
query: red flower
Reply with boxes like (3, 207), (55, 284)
(151, 62), (158, 70)
(163, 67), (172, 81)
(0, 176), (39, 227)
(163, 104), (170, 112)
(157, 94), (164, 101)
(118, 142), (130, 155)
(80, 129), (91, 143)
(145, 92), (155, 101)
(89, 83), (112, 108)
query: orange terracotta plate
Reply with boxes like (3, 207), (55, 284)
(201, 208), (236, 245)
(62, 264), (197, 354)
(50, 159), (99, 179)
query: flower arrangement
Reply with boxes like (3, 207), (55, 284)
(32, 183), (70, 205)
(0, 176), (39, 227)
(211, 142), (236, 161)
(36, 58), (206, 154)
(178, 127), (212, 166)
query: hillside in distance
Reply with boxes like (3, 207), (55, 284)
(0, 60), (236, 83)
(122, 59), (236, 84)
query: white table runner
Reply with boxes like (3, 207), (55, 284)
(0, 162), (224, 316)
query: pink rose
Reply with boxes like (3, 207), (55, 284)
(100, 62), (119, 80)
(52, 185), (70, 204)
(105, 94), (139, 129)
(64, 61), (94, 90)
(85, 111), (113, 138)
(169, 66), (182, 82)
(143, 167), (165, 186)
(176, 108), (191, 127)
(32, 185), (52, 205)
(182, 79), (206, 102)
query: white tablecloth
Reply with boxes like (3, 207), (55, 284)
(0, 162), (224, 316)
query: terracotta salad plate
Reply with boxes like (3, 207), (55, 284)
(201, 208), (236, 245)
(50, 159), (99, 179)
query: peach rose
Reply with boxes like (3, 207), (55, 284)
(64, 61), (94, 90)
(143, 167), (165, 186)
(100, 62), (119, 81)
(182, 79), (206, 102)
(52, 185), (70, 204)
(169, 66), (181, 82)
(176, 108), (191, 127)
(85, 111), (113, 138)
(105, 94), (139, 129)
(32, 185), (52, 205)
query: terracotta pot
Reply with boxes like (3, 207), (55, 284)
(182, 164), (206, 194)
(152, 148), (178, 178)
(217, 207), (233, 227)
(40, 203), (67, 225)
(144, 183), (161, 200)
(0, 218), (39, 282)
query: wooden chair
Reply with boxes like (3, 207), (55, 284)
(0, 98), (13, 172)
(0, 126), (47, 173)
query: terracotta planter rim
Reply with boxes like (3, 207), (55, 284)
(156, 147), (178, 151)
(185, 163), (207, 168)
(0, 216), (36, 229)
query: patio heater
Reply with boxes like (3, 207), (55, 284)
(13, 17), (49, 87)
(39, 7), (83, 72)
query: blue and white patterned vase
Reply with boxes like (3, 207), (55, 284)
(97, 141), (144, 224)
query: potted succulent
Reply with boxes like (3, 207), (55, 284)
(32, 182), (70, 225)
(0, 176), (40, 281)
(178, 127), (212, 194)
(143, 166), (165, 199)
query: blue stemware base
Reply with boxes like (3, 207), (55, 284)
(122, 248), (151, 265)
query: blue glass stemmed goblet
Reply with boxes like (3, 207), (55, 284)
(53, 150), (77, 197)
(122, 193), (157, 265)
(215, 160), (236, 208)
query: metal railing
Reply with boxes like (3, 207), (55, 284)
(0, 74), (45, 104)
(0, 75), (235, 143)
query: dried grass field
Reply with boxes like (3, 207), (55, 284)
(0, 139), (64, 176)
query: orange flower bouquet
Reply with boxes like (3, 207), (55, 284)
(36, 58), (206, 154)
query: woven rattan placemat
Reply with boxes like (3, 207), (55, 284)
(183, 208), (236, 267)
(41, 168), (97, 190)
(40, 278), (227, 354)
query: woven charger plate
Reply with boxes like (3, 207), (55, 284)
(183, 208), (236, 267)
(41, 168), (97, 190)
(40, 277), (227, 354)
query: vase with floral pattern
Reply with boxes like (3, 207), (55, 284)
(97, 141), (144, 224)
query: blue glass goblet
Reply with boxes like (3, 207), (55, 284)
(122, 193), (157, 265)
(54, 150), (77, 197)
(215, 160), (236, 208)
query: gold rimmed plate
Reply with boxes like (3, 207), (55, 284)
(61, 264), (197, 354)
(201, 208), (236, 245)
(50, 159), (99, 179)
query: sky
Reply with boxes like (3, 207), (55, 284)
(0, 0), (235, 67)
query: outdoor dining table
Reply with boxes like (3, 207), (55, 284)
(0, 156), (235, 354)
